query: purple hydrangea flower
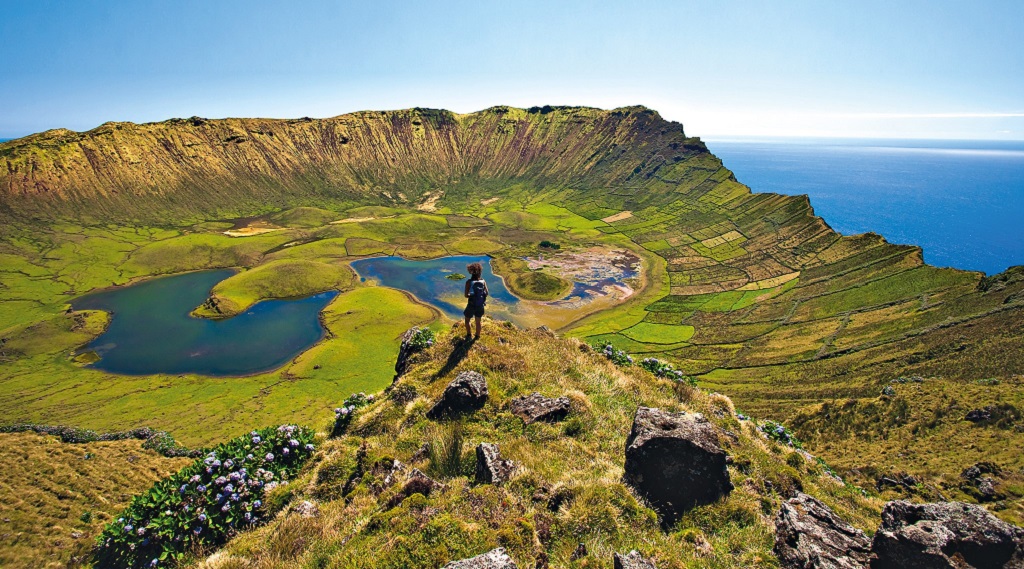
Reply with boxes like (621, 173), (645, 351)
(305, 444), (315, 451)
(197, 484), (206, 492)
(265, 453), (274, 462)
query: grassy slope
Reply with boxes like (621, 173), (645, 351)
(0, 105), (1022, 521)
(0, 432), (190, 569)
(188, 322), (881, 569)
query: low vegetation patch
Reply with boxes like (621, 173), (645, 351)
(94, 425), (316, 568)
(192, 259), (352, 318)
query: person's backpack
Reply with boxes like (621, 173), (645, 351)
(469, 279), (488, 307)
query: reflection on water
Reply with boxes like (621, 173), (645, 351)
(74, 270), (337, 376)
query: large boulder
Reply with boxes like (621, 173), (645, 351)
(614, 550), (657, 569)
(427, 371), (488, 419)
(442, 547), (518, 569)
(623, 407), (733, 525)
(475, 443), (516, 485)
(871, 500), (1024, 568)
(510, 392), (571, 424)
(774, 492), (872, 569)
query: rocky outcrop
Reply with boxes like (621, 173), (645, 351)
(427, 371), (488, 419)
(614, 550), (657, 569)
(475, 443), (516, 485)
(871, 500), (1024, 568)
(442, 548), (518, 569)
(510, 392), (571, 424)
(623, 407), (732, 525)
(773, 492), (872, 569)
(965, 407), (993, 423)
(394, 327), (422, 379)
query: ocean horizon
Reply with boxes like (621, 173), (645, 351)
(705, 137), (1024, 275)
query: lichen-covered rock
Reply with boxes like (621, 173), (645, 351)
(442, 547), (518, 569)
(509, 392), (571, 424)
(623, 407), (733, 524)
(871, 500), (1024, 568)
(774, 492), (872, 569)
(614, 550), (657, 569)
(427, 371), (488, 419)
(475, 442), (516, 485)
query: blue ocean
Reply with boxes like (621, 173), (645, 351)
(704, 138), (1024, 275)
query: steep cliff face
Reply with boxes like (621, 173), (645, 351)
(0, 106), (699, 221)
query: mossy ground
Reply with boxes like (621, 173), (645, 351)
(0, 432), (190, 569)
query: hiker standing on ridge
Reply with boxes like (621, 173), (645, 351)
(464, 262), (488, 339)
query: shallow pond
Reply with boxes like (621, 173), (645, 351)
(73, 270), (337, 376)
(349, 252), (640, 328)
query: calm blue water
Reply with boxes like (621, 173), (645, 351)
(73, 270), (337, 376)
(350, 255), (522, 321)
(704, 138), (1024, 275)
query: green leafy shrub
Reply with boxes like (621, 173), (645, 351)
(406, 328), (436, 352)
(0, 424), (199, 457)
(639, 357), (697, 386)
(331, 392), (376, 437)
(596, 342), (633, 366)
(93, 424), (315, 568)
(759, 420), (802, 449)
(538, 240), (560, 249)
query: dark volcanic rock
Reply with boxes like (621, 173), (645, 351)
(774, 492), (872, 569)
(871, 500), (1024, 569)
(442, 547), (518, 569)
(475, 442), (516, 485)
(427, 371), (488, 419)
(614, 550), (657, 569)
(965, 407), (993, 422)
(394, 326), (422, 379)
(623, 407), (733, 525)
(509, 392), (571, 424)
(386, 468), (442, 508)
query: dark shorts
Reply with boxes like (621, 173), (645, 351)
(464, 303), (485, 318)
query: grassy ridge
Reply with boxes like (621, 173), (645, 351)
(0, 432), (190, 569)
(188, 322), (881, 568)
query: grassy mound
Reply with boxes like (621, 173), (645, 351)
(191, 322), (880, 568)
(192, 260), (353, 318)
(507, 271), (573, 301)
(491, 256), (573, 301)
(0, 432), (191, 569)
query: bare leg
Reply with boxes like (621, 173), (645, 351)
(464, 315), (472, 337)
(474, 316), (482, 338)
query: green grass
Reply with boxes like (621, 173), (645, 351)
(192, 259), (354, 318)
(620, 322), (695, 344)
(285, 287), (437, 390)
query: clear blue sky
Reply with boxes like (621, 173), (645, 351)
(2, 0), (1023, 140)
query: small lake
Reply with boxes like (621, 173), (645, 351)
(349, 253), (640, 328)
(73, 270), (337, 376)
(350, 255), (522, 322)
